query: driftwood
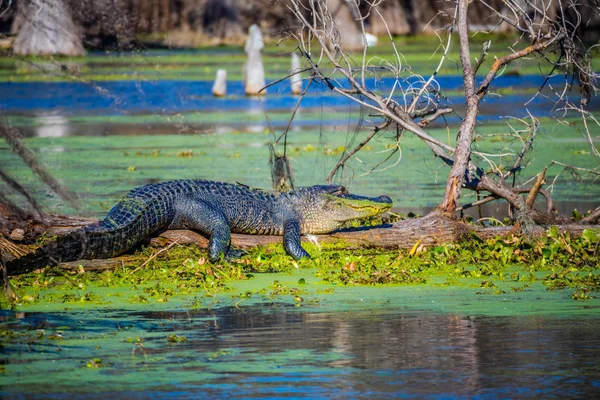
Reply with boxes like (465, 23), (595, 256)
(1, 210), (598, 273)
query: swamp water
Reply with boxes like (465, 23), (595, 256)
(1, 56), (600, 397)
(2, 270), (600, 399)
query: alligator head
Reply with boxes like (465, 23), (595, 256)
(289, 185), (393, 234)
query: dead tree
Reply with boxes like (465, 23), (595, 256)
(12, 0), (84, 56)
(284, 0), (598, 230)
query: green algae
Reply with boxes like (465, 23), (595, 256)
(3, 228), (599, 317)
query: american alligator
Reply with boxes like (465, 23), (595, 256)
(7, 180), (392, 276)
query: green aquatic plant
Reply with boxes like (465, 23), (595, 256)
(2, 228), (598, 310)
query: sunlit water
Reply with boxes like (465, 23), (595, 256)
(1, 305), (599, 398)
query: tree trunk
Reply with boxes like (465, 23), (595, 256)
(13, 0), (84, 56)
(439, 0), (475, 214)
(326, 0), (364, 51)
(151, 211), (596, 253)
(161, 0), (171, 31)
(369, 0), (411, 36)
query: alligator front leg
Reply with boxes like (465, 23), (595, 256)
(171, 197), (240, 262)
(283, 219), (310, 260)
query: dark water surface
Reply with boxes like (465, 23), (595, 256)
(1, 305), (599, 399)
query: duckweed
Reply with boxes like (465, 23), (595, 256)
(2, 228), (599, 310)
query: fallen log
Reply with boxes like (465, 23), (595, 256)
(153, 211), (596, 251)
(2, 210), (597, 273)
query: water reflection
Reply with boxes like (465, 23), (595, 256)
(34, 115), (71, 138)
(152, 307), (600, 398)
(3, 306), (597, 398)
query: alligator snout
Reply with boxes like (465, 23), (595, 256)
(375, 195), (393, 204)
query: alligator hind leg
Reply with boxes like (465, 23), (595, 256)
(171, 197), (242, 262)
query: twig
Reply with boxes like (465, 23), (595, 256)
(288, 0), (456, 163)
(273, 77), (314, 146)
(326, 119), (392, 183)
(504, 114), (539, 180)
(0, 235), (28, 258)
(473, 40), (491, 75)
(130, 239), (181, 274)
(476, 33), (565, 98)
(407, 4), (457, 114)
(418, 107), (453, 126)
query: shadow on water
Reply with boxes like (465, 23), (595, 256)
(1, 306), (599, 398)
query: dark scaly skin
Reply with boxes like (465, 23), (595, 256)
(7, 180), (392, 276)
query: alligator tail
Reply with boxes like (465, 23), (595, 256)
(6, 225), (131, 276)
(6, 229), (87, 276)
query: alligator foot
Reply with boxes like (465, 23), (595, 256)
(225, 248), (245, 261)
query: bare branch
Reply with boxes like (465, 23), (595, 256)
(326, 119), (392, 183)
(473, 40), (491, 75)
(418, 107), (454, 126)
(477, 32), (565, 98)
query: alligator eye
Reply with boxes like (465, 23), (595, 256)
(333, 186), (347, 195)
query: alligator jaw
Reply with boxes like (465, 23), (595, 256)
(326, 193), (393, 222)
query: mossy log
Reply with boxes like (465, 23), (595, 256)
(2, 210), (597, 273)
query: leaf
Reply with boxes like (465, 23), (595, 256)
(409, 240), (422, 257)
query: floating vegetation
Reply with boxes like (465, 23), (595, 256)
(2, 228), (598, 310)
